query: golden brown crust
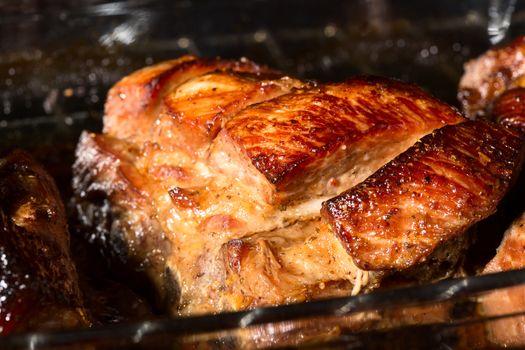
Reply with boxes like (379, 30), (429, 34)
(155, 72), (305, 155)
(215, 76), (464, 203)
(76, 58), (469, 316)
(104, 56), (279, 143)
(0, 150), (88, 334)
(322, 120), (525, 271)
(492, 87), (525, 133)
(458, 36), (525, 119)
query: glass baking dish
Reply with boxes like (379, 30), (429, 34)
(1, 269), (525, 349)
(1, 0), (525, 348)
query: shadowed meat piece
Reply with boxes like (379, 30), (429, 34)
(73, 57), (465, 315)
(481, 213), (525, 347)
(458, 36), (525, 119)
(0, 150), (89, 335)
(73, 132), (176, 311)
(322, 121), (525, 271)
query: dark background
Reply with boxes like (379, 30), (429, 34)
(1, 0), (524, 175)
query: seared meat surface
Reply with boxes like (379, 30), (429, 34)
(225, 120), (524, 310)
(74, 55), (468, 315)
(492, 87), (525, 133)
(323, 121), (524, 271)
(458, 35), (525, 120)
(211, 77), (464, 205)
(103, 55), (284, 144)
(0, 150), (89, 335)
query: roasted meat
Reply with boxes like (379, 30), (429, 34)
(322, 121), (525, 272)
(0, 150), (89, 335)
(210, 77), (464, 205)
(223, 120), (524, 310)
(480, 212), (525, 347)
(74, 56), (469, 315)
(458, 35), (525, 120)
(103, 55), (285, 144)
(492, 87), (525, 133)
(456, 37), (525, 347)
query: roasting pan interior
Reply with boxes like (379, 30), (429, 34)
(2, 0), (525, 348)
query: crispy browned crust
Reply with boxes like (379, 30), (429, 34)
(322, 120), (525, 271)
(156, 72), (305, 155)
(0, 150), (88, 334)
(458, 36), (525, 119)
(104, 56), (280, 143)
(492, 87), (525, 133)
(217, 76), (464, 203)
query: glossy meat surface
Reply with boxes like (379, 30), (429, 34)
(458, 36), (525, 119)
(0, 150), (88, 335)
(213, 76), (464, 204)
(73, 56), (465, 315)
(492, 87), (525, 133)
(481, 212), (525, 347)
(322, 121), (525, 271)
(104, 55), (280, 143)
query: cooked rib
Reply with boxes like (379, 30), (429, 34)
(322, 121), (525, 271)
(458, 36), (525, 119)
(73, 57), (464, 315)
(0, 150), (89, 334)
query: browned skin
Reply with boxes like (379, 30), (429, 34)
(213, 76), (464, 204)
(322, 121), (525, 271)
(74, 57), (464, 315)
(104, 55), (283, 144)
(155, 72), (305, 157)
(0, 150), (89, 335)
(458, 36), (525, 119)
(492, 87), (525, 133)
